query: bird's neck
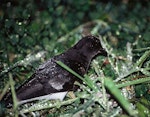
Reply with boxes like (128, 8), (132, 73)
(66, 49), (91, 71)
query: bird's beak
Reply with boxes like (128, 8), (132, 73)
(97, 36), (107, 57)
(99, 48), (107, 56)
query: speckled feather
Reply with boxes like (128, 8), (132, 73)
(3, 35), (107, 106)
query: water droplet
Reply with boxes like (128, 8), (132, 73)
(18, 22), (22, 25)
(138, 35), (142, 38)
(24, 33), (27, 37)
(28, 14), (31, 18)
(116, 30), (120, 35)
(16, 35), (19, 38)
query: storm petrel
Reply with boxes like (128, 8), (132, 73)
(3, 35), (107, 106)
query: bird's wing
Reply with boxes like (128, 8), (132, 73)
(16, 58), (74, 101)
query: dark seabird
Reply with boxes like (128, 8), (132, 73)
(2, 35), (107, 106)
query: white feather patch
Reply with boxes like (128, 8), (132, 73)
(18, 91), (68, 105)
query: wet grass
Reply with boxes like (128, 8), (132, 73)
(0, 1), (150, 117)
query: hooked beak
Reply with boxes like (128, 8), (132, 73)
(99, 48), (107, 56)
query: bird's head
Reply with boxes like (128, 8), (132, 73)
(73, 35), (107, 58)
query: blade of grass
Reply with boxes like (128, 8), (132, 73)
(104, 77), (137, 117)
(116, 77), (150, 88)
(72, 98), (94, 114)
(115, 67), (150, 82)
(115, 50), (150, 82)
(84, 74), (99, 92)
(9, 73), (18, 117)
(56, 61), (98, 92)
(56, 61), (85, 82)
(92, 60), (107, 107)
(136, 50), (150, 67)
(0, 81), (10, 101)
(20, 98), (79, 114)
(133, 47), (150, 52)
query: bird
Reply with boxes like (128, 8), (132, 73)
(2, 35), (107, 107)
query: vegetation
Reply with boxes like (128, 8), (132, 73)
(0, 0), (150, 116)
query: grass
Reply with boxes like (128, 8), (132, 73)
(1, 34), (150, 116)
(0, 1), (150, 117)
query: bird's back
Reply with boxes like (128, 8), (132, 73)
(3, 50), (88, 105)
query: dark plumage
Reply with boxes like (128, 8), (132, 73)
(3, 35), (107, 106)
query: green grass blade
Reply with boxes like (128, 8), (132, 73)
(9, 73), (18, 117)
(136, 50), (150, 67)
(56, 61), (85, 82)
(116, 77), (150, 88)
(56, 61), (98, 91)
(20, 98), (79, 114)
(104, 78), (137, 117)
